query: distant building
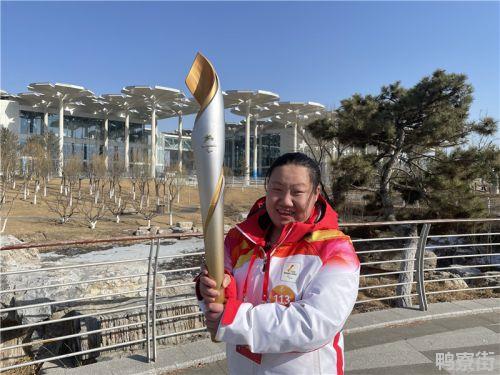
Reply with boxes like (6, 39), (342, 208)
(5, 85), (371, 183)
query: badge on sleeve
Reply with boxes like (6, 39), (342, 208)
(281, 262), (301, 282)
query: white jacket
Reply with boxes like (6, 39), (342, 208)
(204, 197), (360, 374)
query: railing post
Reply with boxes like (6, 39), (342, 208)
(151, 238), (161, 361)
(415, 224), (430, 311)
(145, 239), (155, 362)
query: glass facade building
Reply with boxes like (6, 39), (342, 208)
(224, 132), (281, 177)
(19, 110), (149, 165)
(159, 134), (194, 172)
(16, 109), (285, 177)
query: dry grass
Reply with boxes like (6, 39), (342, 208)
(1, 178), (265, 244)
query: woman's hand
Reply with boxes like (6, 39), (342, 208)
(199, 266), (231, 304)
(199, 266), (232, 337)
(205, 301), (225, 337)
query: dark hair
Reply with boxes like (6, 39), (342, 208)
(265, 152), (321, 190)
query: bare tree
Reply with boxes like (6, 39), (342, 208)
(0, 191), (18, 233)
(0, 128), (19, 191)
(108, 156), (125, 199)
(107, 194), (130, 224)
(130, 154), (150, 201)
(81, 195), (106, 229)
(88, 154), (107, 197)
(62, 155), (82, 206)
(45, 194), (79, 224)
(20, 161), (33, 201)
(163, 172), (183, 225)
(23, 136), (51, 205)
(132, 193), (158, 228)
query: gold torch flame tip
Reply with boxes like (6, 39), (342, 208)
(185, 52), (219, 113)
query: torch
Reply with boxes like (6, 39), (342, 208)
(185, 53), (226, 338)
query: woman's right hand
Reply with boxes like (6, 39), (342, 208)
(199, 265), (230, 304)
(199, 266), (219, 304)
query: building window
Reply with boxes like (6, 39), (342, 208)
(20, 111), (43, 135)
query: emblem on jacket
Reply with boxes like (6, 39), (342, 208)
(281, 262), (301, 282)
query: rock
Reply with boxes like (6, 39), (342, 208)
(149, 226), (160, 234)
(176, 221), (193, 230)
(134, 229), (149, 236)
(0, 235), (41, 273)
(237, 212), (248, 221)
(157, 229), (168, 235)
(466, 271), (500, 288)
(224, 224), (232, 233)
(424, 271), (469, 290)
(491, 254), (500, 269)
(1, 237), (169, 325)
(171, 226), (187, 233)
(448, 265), (482, 278)
(18, 296), (205, 368)
(424, 250), (437, 270)
(122, 207), (137, 215)
(1, 235), (43, 323)
(0, 237), (208, 369)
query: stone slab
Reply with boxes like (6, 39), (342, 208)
(345, 309), (407, 332)
(474, 298), (500, 309)
(346, 362), (449, 375)
(432, 314), (497, 331)
(345, 340), (432, 371)
(405, 326), (500, 352)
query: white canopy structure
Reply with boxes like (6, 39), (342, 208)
(223, 90), (279, 183)
(271, 101), (326, 152)
(28, 83), (94, 176)
(75, 96), (120, 169)
(1, 89), (20, 101)
(163, 98), (199, 172)
(101, 94), (142, 172)
(17, 92), (58, 135)
(121, 86), (185, 177)
(231, 101), (282, 178)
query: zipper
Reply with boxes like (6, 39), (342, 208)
(261, 225), (294, 302)
(270, 225), (294, 256)
(237, 223), (295, 303)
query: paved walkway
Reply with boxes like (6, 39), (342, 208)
(41, 298), (499, 375)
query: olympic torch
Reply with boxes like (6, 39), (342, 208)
(185, 53), (225, 338)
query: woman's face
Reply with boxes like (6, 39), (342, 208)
(265, 164), (320, 230)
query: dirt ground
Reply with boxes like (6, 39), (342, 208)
(1, 178), (266, 244)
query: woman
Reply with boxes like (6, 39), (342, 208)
(196, 152), (360, 374)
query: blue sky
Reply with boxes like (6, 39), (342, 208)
(1, 1), (499, 137)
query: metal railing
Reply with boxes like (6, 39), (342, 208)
(1, 218), (499, 371)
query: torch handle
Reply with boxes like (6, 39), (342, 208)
(210, 287), (225, 342)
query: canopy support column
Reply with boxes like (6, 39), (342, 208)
(244, 101), (251, 185)
(151, 108), (156, 178)
(58, 100), (64, 177)
(178, 112), (183, 173)
(104, 118), (109, 170)
(124, 113), (130, 173)
(43, 112), (49, 135)
(253, 118), (258, 178)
